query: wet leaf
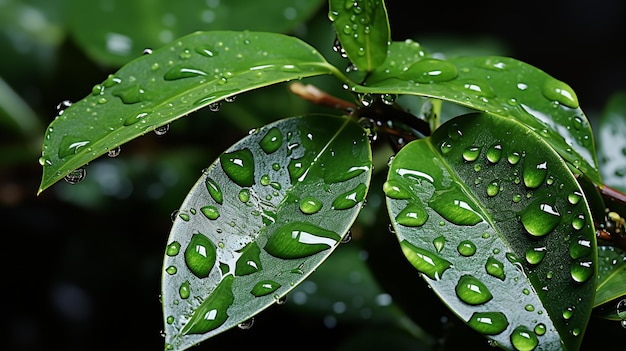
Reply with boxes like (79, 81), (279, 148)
(162, 114), (372, 351)
(597, 91), (626, 193)
(38, 31), (337, 194)
(328, 0), (390, 72)
(356, 40), (601, 185)
(67, 0), (326, 66)
(595, 245), (626, 308)
(385, 112), (596, 351)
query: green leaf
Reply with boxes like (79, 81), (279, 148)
(67, 0), (326, 67)
(595, 245), (626, 308)
(355, 40), (601, 185)
(38, 30), (338, 195)
(597, 91), (626, 192)
(328, 0), (390, 72)
(385, 112), (597, 351)
(162, 114), (372, 351)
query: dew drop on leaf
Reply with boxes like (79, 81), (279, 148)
(299, 196), (323, 214)
(462, 146), (481, 162)
(407, 58), (458, 84)
(181, 275), (234, 335)
(570, 259), (593, 283)
(235, 242), (262, 276)
(184, 233), (217, 278)
(524, 246), (547, 265)
(486, 143), (503, 163)
(64, 167), (86, 184)
(331, 183), (367, 210)
(264, 222), (341, 259)
(541, 78), (579, 109)
(179, 280), (190, 299)
(395, 203), (428, 227)
(382, 180), (412, 199)
(201, 206), (220, 220)
(166, 241), (181, 256)
(523, 160), (548, 189)
(400, 240), (452, 280)
(259, 127), (283, 154)
(433, 236), (446, 253)
(520, 200), (560, 237)
(220, 148), (255, 187)
(485, 256), (505, 280)
(569, 238), (592, 259)
(205, 177), (223, 204)
(250, 280), (281, 297)
(107, 146), (121, 158)
(455, 275), (493, 305)
(164, 65), (209, 80)
(238, 188), (250, 203)
(467, 311), (509, 335)
(509, 325), (539, 351)
(457, 240), (477, 256)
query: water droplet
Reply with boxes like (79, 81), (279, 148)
(523, 160), (547, 189)
(64, 167), (86, 184)
(562, 306), (574, 320)
(113, 84), (147, 104)
(407, 58), (458, 83)
(56, 100), (72, 115)
(258, 127), (283, 154)
(383, 180), (412, 199)
(58, 136), (91, 159)
(487, 180), (500, 197)
(570, 259), (593, 283)
(534, 323), (546, 336)
(251, 280), (281, 297)
(485, 256), (505, 280)
(507, 151), (521, 165)
(429, 188), (483, 226)
(400, 240), (452, 280)
(510, 325), (538, 351)
(455, 275), (493, 305)
(184, 233), (217, 278)
(154, 124), (169, 136)
(260, 174), (270, 186)
(107, 146), (121, 158)
(331, 183), (367, 210)
(568, 191), (582, 205)
(396, 203), (428, 227)
(381, 93), (397, 105)
(462, 146), (481, 162)
(235, 242), (262, 276)
(238, 188), (250, 203)
(525, 246), (547, 265)
(237, 318), (255, 330)
(571, 213), (586, 230)
(181, 275), (234, 335)
(359, 93), (375, 107)
(433, 236), (446, 252)
(486, 143), (502, 163)
(179, 280), (190, 299)
(457, 240), (477, 256)
(569, 237), (592, 260)
(541, 78), (579, 109)
(520, 200), (560, 237)
(165, 265), (177, 275)
(201, 206), (220, 220)
(164, 65), (209, 80)
(616, 299), (626, 320)
(264, 222), (341, 259)
(205, 177), (223, 204)
(220, 148), (255, 187)
(166, 241), (181, 256)
(467, 311), (509, 335)
(300, 196), (323, 214)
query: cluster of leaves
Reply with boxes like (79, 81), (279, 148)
(36, 1), (625, 350)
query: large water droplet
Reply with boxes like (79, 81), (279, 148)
(181, 275), (234, 335)
(462, 146), (481, 162)
(166, 241), (181, 256)
(407, 58), (458, 83)
(486, 143), (503, 164)
(299, 196), (323, 214)
(569, 237), (592, 259)
(259, 127), (283, 154)
(520, 200), (560, 237)
(523, 160), (547, 189)
(58, 136), (90, 159)
(264, 222), (341, 259)
(164, 65), (209, 80)
(485, 256), (505, 280)
(64, 167), (86, 185)
(525, 246), (547, 265)
(205, 177), (223, 204)
(113, 84), (147, 104)
(455, 275), (493, 305)
(486, 180), (500, 197)
(433, 236), (446, 253)
(457, 240), (477, 256)
(571, 213), (586, 230)
(220, 148), (255, 187)
(400, 240), (452, 280)
(395, 203), (428, 227)
(541, 78), (579, 109)
(184, 233), (217, 278)
(429, 188), (483, 226)
(250, 280), (281, 297)
(510, 325), (538, 351)
(467, 311), (509, 335)
(383, 180), (412, 199)
(235, 242), (262, 276)
(331, 183), (367, 210)
(570, 259), (593, 283)
(201, 206), (220, 220)
(179, 280), (190, 299)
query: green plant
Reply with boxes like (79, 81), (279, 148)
(36, 1), (626, 350)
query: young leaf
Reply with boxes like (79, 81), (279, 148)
(38, 31), (338, 195)
(356, 40), (601, 185)
(328, 0), (390, 72)
(385, 112), (596, 351)
(162, 114), (372, 351)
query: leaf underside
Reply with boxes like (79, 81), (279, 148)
(162, 114), (372, 351)
(386, 112), (596, 351)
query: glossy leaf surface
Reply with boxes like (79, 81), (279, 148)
(328, 0), (389, 72)
(385, 112), (596, 351)
(67, 0), (326, 66)
(356, 40), (601, 184)
(162, 114), (372, 351)
(38, 31), (337, 194)
(595, 245), (626, 308)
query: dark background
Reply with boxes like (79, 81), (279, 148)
(2, 1), (624, 350)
